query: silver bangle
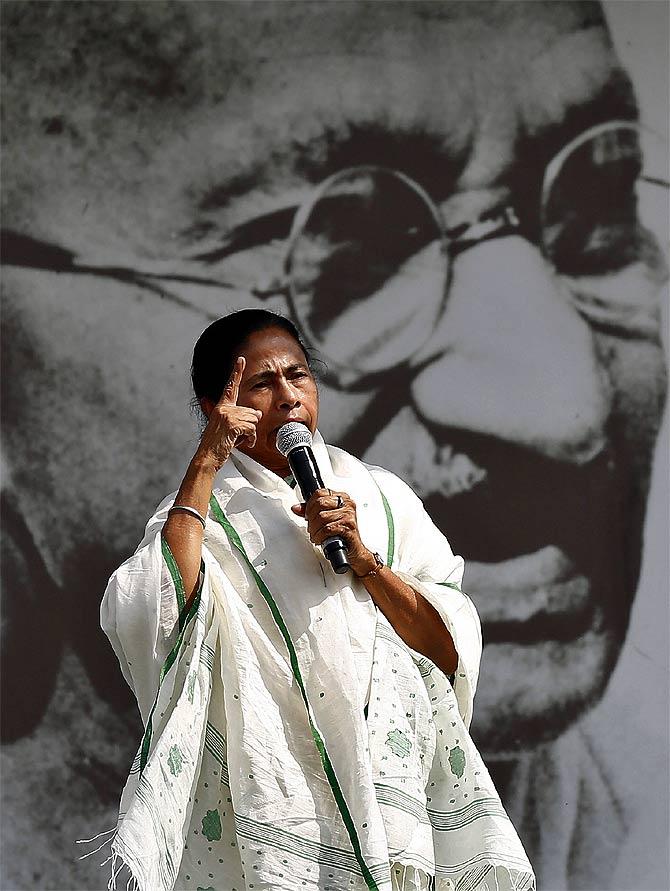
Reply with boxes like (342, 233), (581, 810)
(168, 505), (207, 529)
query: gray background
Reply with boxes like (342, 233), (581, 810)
(1, 2), (668, 889)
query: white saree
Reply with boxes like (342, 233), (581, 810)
(100, 433), (535, 891)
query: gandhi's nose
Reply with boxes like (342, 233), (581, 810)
(410, 237), (611, 463)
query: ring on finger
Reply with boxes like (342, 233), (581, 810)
(335, 495), (344, 509)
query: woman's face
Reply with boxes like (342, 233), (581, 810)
(228, 326), (320, 475)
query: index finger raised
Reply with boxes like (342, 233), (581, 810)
(220, 356), (246, 405)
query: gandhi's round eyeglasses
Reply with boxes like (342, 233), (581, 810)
(250, 121), (667, 387)
(2, 120), (667, 391)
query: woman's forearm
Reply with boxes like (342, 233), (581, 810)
(162, 456), (218, 608)
(358, 558), (459, 677)
(162, 355), (261, 609)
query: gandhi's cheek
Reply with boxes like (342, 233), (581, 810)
(596, 332), (667, 450)
(2, 269), (208, 580)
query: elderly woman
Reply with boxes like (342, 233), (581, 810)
(101, 309), (534, 891)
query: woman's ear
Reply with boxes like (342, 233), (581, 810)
(200, 397), (215, 419)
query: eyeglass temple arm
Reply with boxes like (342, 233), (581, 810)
(641, 174), (670, 189)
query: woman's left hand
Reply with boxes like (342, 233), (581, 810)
(291, 488), (372, 574)
(292, 489), (458, 674)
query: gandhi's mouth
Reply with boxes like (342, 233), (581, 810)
(421, 437), (624, 645)
(465, 549), (596, 642)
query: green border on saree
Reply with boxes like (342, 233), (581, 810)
(436, 580), (462, 591)
(377, 487), (395, 569)
(138, 542), (203, 774)
(161, 537), (186, 620)
(209, 493), (384, 891)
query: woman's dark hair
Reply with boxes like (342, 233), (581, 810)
(191, 309), (314, 407)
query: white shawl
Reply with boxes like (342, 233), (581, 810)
(100, 433), (534, 891)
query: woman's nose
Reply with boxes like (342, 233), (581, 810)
(277, 380), (301, 409)
(410, 236), (611, 463)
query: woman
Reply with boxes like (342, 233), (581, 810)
(101, 310), (534, 891)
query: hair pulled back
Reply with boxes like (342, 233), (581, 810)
(191, 309), (313, 408)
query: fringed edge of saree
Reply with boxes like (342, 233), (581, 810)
(390, 862), (535, 891)
(76, 829), (143, 891)
(105, 835), (146, 891)
(441, 864), (536, 891)
(79, 829), (169, 891)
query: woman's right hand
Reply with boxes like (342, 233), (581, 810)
(195, 357), (262, 471)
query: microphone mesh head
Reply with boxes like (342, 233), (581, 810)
(276, 422), (312, 456)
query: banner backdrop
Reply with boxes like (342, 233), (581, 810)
(1, 2), (668, 889)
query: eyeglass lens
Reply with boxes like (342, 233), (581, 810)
(285, 167), (447, 386)
(541, 121), (668, 278)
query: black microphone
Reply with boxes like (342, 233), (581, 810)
(276, 423), (351, 574)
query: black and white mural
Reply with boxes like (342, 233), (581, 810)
(1, 2), (668, 888)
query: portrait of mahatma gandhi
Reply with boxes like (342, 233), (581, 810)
(1, 1), (668, 889)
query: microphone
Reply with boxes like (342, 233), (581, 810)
(276, 423), (351, 574)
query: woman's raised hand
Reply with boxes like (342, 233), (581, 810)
(196, 357), (262, 470)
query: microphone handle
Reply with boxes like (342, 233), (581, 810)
(287, 445), (324, 498)
(288, 445), (351, 574)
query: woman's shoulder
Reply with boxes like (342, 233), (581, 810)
(326, 443), (424, 512)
